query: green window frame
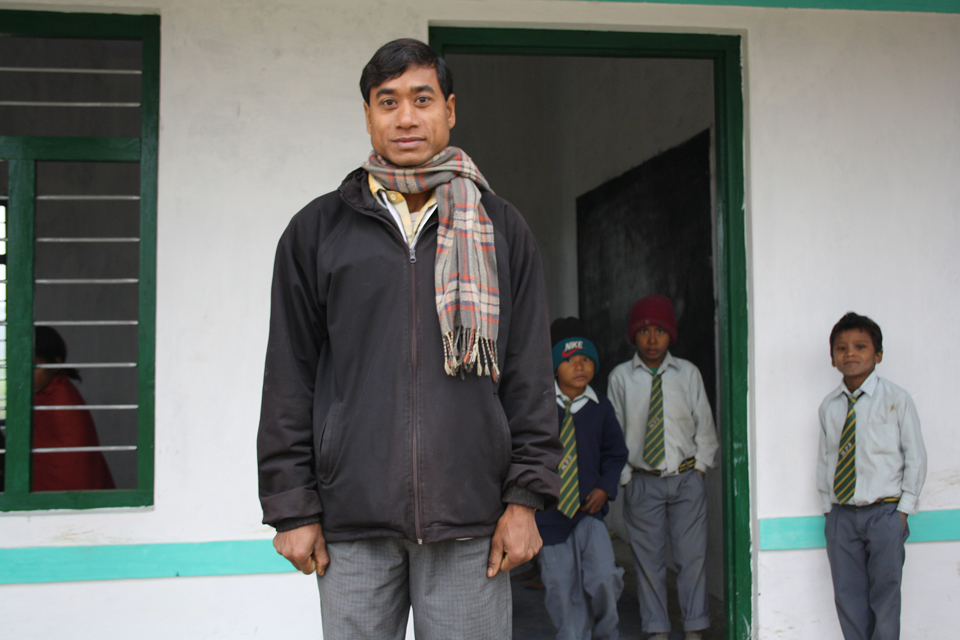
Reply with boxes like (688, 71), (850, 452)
(0, 10), (158, 511)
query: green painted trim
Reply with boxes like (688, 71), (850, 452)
(0, 540), (294, 585)
(433, 28), (740, 58)
(2, 509), (957, 585)
(760, 509), (960, 550)
(712, 39), (751, 640)
(431, 26), (751, 639)
(0, 9), (160, 38)
(760, 515), (824, 550)
(4, 159), (36, 497)
(0, 490), (153, 512)
(0, 138), (140, 162)
(137, 14), (160, 499)
(554, 0), (960, 13)
(0, 10), (159, 512)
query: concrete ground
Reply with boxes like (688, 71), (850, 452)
(511, 535), (725, 640)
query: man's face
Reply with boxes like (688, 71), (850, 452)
(364, 65), (455, 167)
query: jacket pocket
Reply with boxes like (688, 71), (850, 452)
(316, 401), (342, 483)
(493, 400), (512, 476)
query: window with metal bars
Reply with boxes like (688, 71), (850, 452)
(0, 10), (157, 510)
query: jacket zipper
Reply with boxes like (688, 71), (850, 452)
(409, 240), (421, 544)
(408, 209), (433, 545)
(343, 193), (434, 544)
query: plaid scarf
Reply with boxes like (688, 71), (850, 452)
(364, 147), (501, 380)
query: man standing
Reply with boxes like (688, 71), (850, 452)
(257, 39), (561, 639)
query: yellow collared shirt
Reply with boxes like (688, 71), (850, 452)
(368, 173), (437, 246)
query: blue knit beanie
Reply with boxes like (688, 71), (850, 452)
(550, 317), (600, 372)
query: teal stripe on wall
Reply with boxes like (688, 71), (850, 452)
(567, 0), (960, 13)
(760, 508), (960, 551)
(0, 539), (294, 585)
(2, 510), (958, 585)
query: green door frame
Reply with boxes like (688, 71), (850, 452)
(430, 27), (750, 640)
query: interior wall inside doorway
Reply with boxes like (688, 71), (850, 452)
(446, 53), (722, 598)
(447, 54), (715, 318)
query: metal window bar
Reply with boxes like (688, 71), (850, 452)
(33, 320), (139, 326)
(34, 405), (138, 410)
(35, 362), (136, 368)
(35, 238), (140, 243)
(0, 101), (141, 108)
(0, 67), (141, 75)
(0, 321), (139, 326)
(32, 445), (137, 453)
(36, 195), (139, 201)
(35, 279), (139, 284)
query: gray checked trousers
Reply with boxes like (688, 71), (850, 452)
(316, 536), (511, 640)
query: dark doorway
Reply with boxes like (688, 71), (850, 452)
(433, 27), (749, 640)
(578, 129), (716, 404)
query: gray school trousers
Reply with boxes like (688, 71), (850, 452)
(316, 536), (511, 640)
(825, 501), (909, 640)
(539, 515), (625, 640)
(622, 469), (710, 634)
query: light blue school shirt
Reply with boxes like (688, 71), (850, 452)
(607, 351), (719, 485)
(817, 370), (927, 515)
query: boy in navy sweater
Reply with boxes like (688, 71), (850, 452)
(535, 318), (629, 640)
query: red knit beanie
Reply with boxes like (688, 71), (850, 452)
(628, 294), (678, 344)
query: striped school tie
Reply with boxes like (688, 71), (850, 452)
(557, 399), (581, 518)
(834, 394), (859, 504)
(643, 373), (665, 468)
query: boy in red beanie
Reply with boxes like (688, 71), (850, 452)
(607, 294), (719, 640)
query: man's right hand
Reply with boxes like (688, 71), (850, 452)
(273, 522), (329, 576)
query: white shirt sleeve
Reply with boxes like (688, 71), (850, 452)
(896, 391), (927, 515)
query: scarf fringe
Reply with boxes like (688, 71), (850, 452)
(443, 330), (500, 382)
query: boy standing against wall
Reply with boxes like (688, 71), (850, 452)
(607, 295), (718, 640)
(536, 318), (629, 640)
(818, 312), (927, 640)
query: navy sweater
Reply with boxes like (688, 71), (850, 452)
(535, 391), (628, 545)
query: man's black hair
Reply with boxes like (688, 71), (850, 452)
(829, 312), (883, 353)
(360, 38), (453, 104)
(35, 326), (81, 381)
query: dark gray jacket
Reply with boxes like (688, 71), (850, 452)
(257, 168), (562, 543)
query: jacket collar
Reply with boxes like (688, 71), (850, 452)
(338, 167), (394, 221)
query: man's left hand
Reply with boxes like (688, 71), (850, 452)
(487, 503), (541, 578)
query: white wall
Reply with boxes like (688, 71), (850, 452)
(759, 541), (960, 638)
(1, 1), (958, 638)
